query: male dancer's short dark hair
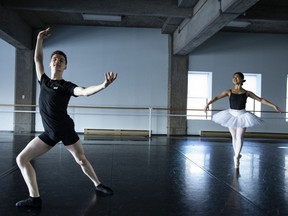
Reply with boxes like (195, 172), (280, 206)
(51, 50), (67, 64)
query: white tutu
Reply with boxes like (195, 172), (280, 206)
(212, 109), (263, 128)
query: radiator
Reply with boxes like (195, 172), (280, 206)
(84, 129), (149, 140)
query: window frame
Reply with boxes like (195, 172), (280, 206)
(243, 73), (262, 117)
(187, 71), (212, 120)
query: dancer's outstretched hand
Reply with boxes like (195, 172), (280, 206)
(104, 72), (117, 88)
(37, 27), (51, 40)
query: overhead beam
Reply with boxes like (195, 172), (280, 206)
(178, 0), (198, 8)
(162, 17), (183, 34)
(0, 5), (32, 49)
(2, 0), (193, 18)
(173, 0), (259, 55)
(162, 0), (197, 34)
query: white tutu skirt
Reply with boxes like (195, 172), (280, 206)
(212, 109), (263, 128)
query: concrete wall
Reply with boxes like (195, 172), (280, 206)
(188, 32), (288, 134)
(34, 26), (169, 134)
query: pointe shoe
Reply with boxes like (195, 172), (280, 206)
(95, 184), (114, 195)
(234, 154), (242, 169)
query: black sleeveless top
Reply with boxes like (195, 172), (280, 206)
(229, 90), (247, 110)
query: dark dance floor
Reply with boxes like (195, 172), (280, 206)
(1, 132), (288, 216)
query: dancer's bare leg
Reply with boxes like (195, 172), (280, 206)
(65, 140), (101, 186)
(16, 137), (52, 208)
(65, 140), (113, 195)
(16, 137), (52, 197)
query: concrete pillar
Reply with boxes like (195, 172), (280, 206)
(167, 35), (188, 136)
(14, 48), (36, 133)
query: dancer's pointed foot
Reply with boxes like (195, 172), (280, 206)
(16, 196), (42, 209)
(96, 184), (113, 195)
(234, 154), (242, 169)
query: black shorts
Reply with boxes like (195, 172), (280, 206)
(39, 130), (79, 147)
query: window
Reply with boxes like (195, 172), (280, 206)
(187, 71), (212, 120)
(243, 73), (262, 117)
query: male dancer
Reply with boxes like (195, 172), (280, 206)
(16, 27), (117, 208)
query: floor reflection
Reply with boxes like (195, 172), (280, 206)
(1, 134), (288, 215)
(175, 137), (288, 215)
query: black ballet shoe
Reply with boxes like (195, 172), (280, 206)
(16, 196), (42, 209)
(95, 184), (114, 195)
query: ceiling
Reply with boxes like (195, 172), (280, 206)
(1, 0), (288, 53)
(222, 0), (288, 34)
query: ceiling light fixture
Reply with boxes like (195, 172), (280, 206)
(82, 13), (122, 22)
(226, 21), (251, 28)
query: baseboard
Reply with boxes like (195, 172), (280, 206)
(201, 131), (288, 139)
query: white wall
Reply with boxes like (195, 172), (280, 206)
(0, 39), (15, 131)
(188, 32), (288, 135)
(2, 28), (288, 135)
(35, 26), (169, 134)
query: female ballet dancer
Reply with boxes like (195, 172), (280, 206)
(204, 72), (281, 169)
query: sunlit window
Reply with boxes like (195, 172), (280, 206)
(243, 73), (261, 117)
(187, 71), (212, 120)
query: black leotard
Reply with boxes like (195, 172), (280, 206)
(229, 91), (247, 110)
